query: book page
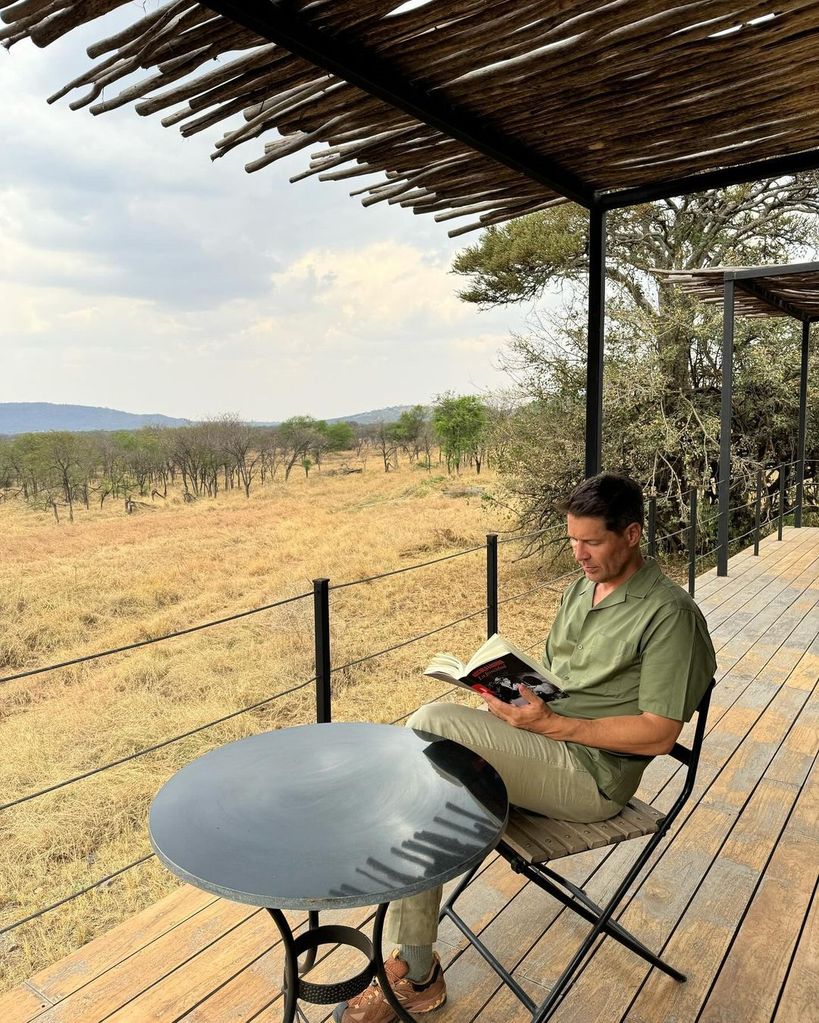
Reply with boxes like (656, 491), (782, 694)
(464, 633), (561, 686)
(422, 652), (466, 681)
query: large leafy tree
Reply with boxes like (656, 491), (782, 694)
(453, 177), (819, 532)
(432, 393), (488, 474)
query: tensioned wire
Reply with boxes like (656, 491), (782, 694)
(329, 543), (484, 589)
(0, 855), (157, 937)
(0, 677), (316, 812)
(4, 478), (804, 689)
(3, 560), (587, 812)
(0, 589), (314, 686)
(0, 538), (509, 687)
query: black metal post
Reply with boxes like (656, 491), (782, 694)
(795, 319), (811, 528)
(754, 467), (762, 556)
(584, 206), (606, 478)
(778, 462), (785, 541)
(313, 578), (331, 723)
(486, 533), (498, 638)
(647, 494), (657, 559)
(717, 279), (734, 577)
(688, 488), (697, 597)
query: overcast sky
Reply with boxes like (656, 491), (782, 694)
(0, 10), (534, 422)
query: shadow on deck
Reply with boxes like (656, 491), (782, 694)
(2, 527), (817, 1023)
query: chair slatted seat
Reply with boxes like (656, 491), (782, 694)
(503, 797), (665, 863)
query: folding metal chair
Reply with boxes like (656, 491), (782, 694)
(440, 681), (714, 1023)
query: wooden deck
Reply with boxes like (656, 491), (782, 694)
(2, 526), (817, 1023)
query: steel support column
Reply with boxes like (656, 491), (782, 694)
(795, 319), (811, 527)
(585, 207), (606, 478)
(718, 280), (734, 576)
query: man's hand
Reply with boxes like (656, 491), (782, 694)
(480, 684), (564, 737)
(480, 684), (683, 756)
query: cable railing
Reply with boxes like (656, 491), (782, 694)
(2, 459), (817, 940)
(0, 589), (314, 686)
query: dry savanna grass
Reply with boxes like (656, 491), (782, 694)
(0, 457), (577, 991)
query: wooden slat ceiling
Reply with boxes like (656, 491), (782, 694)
(4, 1), (819, 235)
(656, 265), (819, 320)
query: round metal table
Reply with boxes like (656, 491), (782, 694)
(149, 722), (508, 1021)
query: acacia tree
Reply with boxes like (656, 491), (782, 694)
(371, 420), (398, 472)
(453, 176), (819, 532)
(432, 393), (488, 474)
(390, 405), (429, 464)
(215, 415), (259, 497)
(278, 416), (324, 481)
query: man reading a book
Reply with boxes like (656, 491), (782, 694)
(334, 473), (716, 1023)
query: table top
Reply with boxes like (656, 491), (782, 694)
(149, 722), (508, 910)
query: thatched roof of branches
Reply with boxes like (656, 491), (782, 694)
(6, 2), (819, 235)
(656, 264), (819, 321)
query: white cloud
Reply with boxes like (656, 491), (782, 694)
(0, 24), (530, 420)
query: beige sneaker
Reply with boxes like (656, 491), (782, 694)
(334, 949), (447, 1023)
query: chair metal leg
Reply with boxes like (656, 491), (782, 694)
(439, 860), (481, 920)
(508, 857), (685, 982)
(441, 900), (537, 1013)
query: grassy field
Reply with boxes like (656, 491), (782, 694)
(0, 457), (576, 991)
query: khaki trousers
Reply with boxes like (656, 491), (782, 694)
(384, 702), (623, 945)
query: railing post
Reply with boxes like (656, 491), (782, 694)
(717, 276), (734, 579)
(486, 533), (498, 638)
(313, 578), (331, 723)
(795, 319), (810, 528)
(647, 494), (657, 559)
(795, 456), (805, 529)
(688, 488), (697, 597)
(778, 462), (786, 541)
(754, 467), (762, 556)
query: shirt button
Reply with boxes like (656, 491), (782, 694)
(578, 643), (583, 649)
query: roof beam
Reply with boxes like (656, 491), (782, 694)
(201, 0), (594, 208)
(595, 148), (819, 211)
(726, 261), (819, 281)
(732, 275), (811, 323)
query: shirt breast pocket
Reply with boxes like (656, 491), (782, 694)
(571, 635), (639, 689)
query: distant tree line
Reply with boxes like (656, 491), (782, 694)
(0, 397), (494, 521)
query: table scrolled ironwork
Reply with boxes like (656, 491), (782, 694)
(149, 722), (508, 1022)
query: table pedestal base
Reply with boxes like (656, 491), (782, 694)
(268, 904), (417, 1023)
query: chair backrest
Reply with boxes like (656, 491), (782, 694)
(665, 678), (714, 808)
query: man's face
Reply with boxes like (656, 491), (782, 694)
(567, 514), (642, 586)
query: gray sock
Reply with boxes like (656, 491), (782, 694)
(400, 944), (434, 982)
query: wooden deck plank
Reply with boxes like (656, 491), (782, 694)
(700, 537), (819, 630)
(707, 552), (819, 670)
(26, 900), (263, 1023)
(104, 908), (281, 1023)
(26, 884), (217, 1007)
(774, 878), (819, 1023)
(695, 758), (818, 1023)
(711, 566), (819, 668)
(694, 529), (814, 606)
(199, 908), (378, 1023)
(0, 985), (53, 1022)
(621, 771), (810, 1023)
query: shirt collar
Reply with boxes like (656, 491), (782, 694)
(585, 557), (662, 608)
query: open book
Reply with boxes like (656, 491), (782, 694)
(424, 633), (566, 705)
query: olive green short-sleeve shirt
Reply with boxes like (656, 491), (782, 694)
(544, 558), (716, 804)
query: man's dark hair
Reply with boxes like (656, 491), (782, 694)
(560, 473), (644, 533)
